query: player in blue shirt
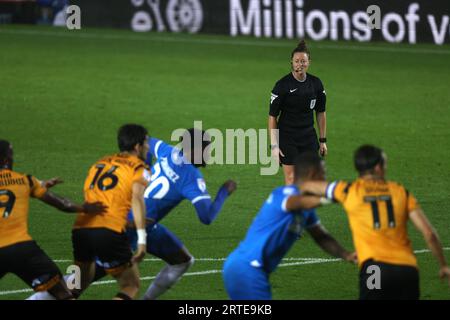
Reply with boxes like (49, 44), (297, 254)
(223, 151), (356, 299)
(123, 128), (237, 299)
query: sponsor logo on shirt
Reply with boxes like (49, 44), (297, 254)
(197, 178), (206, 193)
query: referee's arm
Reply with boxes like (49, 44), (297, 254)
(316, 111), (326, 141)
(316, 81), (327, 156)
(268, 115), (279, 147)
(268, 82), (284, 156)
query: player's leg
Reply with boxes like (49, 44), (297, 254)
(28, 260), (114, 299)
(11, 241), (73, 300)
(71, 228), (98, 298)
(92, 259), (108, 282)
(282, 165), (295, 185)
(223, 252), (271, 300)
(71, 261), (95, 298)
(111, 263), (140, 300)
(283, 141), (319, 185)
(142, 224), (194, 300)
(0, 244), (58, 300)
(96, 228), (138, 299)
(27, 274), (77, 300)
(279, 142), (297, 185)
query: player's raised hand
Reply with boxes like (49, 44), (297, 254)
(82, 201), (108, 215)
(42, 177), (63, 189)
(223, 180), (237, 195)
(439, 266), (450, 287)
(132, 244), (146, 264)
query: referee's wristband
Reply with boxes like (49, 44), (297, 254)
(319, 138), (327, 143)
(137, 229), (147, 245)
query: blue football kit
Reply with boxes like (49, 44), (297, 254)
(223, 185), (320, 299)
(126, 137), (231, 258)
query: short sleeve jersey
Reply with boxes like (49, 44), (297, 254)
(73, 154), (150, 233)
(326, 178), (419, 267)
(0, 169), (47, 248)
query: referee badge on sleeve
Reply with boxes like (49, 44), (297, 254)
(270, 93), (278, 104)
(310, 99), (316, 109)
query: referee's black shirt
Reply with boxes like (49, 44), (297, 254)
(269, 72), (326, 145)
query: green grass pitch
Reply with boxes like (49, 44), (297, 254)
(0, 25), (449, 300)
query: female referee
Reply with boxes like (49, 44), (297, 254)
(268, 39), (327, 185)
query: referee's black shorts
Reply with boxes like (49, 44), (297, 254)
(72, 228), (133, 276)
(359, 259), (420, 300)
(279, 136), (319, 165)
(0, 240), (62, 292)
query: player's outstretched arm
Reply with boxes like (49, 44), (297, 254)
(285, 193), (333, 211)
(194, 180), (237, 225)
(131, 182), (147, 263)
(307, 224), (357, 263)
(38, 191), (107, 214)
(40, 177), (63, 189)
(300, 181), (329, 196)
(409, 208), (450, 286)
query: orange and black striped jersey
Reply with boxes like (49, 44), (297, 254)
(0, 169), (47, 248)
(326, 178), (420, 268)
(73, 153), (150, 233)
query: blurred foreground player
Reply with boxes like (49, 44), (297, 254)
(223, 152), (355, 300)
(302, 145), (450, 299)
(0, 140), (106, 300)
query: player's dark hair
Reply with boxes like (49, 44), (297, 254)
(291, 39), (310, 59)
(0, 140), (11, 164)
(179, 128), (211, 167)
(180, 128), (211, 152)
(117, 124), (148, 152)
(354, 145), (384, 175)
(293, 151), (322, 180)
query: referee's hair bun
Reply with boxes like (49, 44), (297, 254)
(297, 39), (308, 51)
(291, 39), (311, 58)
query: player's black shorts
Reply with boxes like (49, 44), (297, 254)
(72, 228), (133, 275)
(279, 136), (319, 165)
(359, 259), (420, 300)
(0, 240), (62, 291)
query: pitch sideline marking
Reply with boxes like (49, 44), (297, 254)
(51, 257), (332, 263)
(0, 247), (448, 296)
(0, 258), (338, 296)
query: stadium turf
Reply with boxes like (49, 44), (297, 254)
(0, 25), (449, 300)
